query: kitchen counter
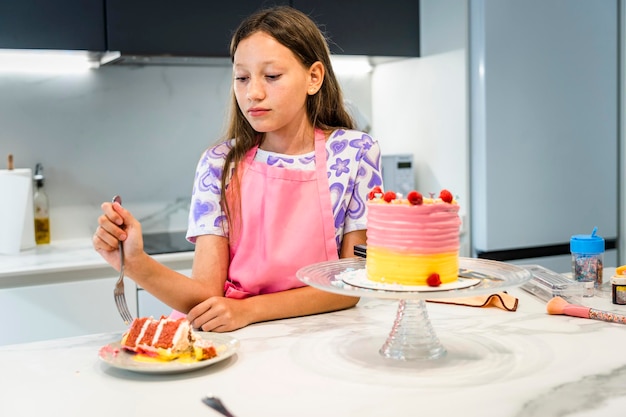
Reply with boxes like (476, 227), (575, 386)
(0, 238), (194, 288)
(2, 288), (626, 417)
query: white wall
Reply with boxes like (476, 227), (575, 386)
(1, 66), (232, 238)
(371, 52), (467, 201)
(371, 52), (468, 254)
(0, 65), (371, 240)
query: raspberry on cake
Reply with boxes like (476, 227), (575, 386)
(121, 316), (217, 361)
(366, 188), (461, 286)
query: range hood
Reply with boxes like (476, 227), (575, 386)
(0, 46), (404, 72)
(106, 54), (232, 67)
(104, 54), (396, 71)
(0, 49), (229, 71)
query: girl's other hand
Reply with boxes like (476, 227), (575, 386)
(187, 297), (250, 333)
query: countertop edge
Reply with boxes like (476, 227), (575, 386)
(0, 240), (194, 289)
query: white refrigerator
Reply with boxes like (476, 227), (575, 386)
(468, 0), (619, 272)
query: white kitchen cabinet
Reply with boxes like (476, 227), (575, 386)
(135, 268), (192, 319)
(137, 288), (174, 318)
(0, 240), (194, 346)
(467, 0), (619, 272)
(0, 274), (136, 346)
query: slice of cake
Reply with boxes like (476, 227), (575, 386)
(366, 187), (461, 286)
(121, 316), (217, 361)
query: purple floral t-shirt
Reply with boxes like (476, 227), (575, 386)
(187, 129), (383, 250)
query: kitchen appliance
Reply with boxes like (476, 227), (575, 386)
(381, 154), (415, 195)
(143, 231), (195, 255)
(468, 0), (618, 272)
(0, 156), (36, 254)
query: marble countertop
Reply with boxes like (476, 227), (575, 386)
(2, 287), (626, 417)
(0, 239), (194, 288)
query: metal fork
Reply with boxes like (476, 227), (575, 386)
(202, 395), (236, 417)
(112, 195), (133, 324)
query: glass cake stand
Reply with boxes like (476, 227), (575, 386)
(296, 257), (531, 361)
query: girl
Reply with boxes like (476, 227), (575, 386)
(93, 6), (382, 332)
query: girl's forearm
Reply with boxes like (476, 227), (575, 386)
(123, 252), (218, 313)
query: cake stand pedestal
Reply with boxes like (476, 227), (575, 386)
(296, 257), (531, 362)
(380, 299), (446, 360)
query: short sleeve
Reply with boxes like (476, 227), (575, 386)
(326, 130), (383, 247)
(186, 140), (234, 242)
(343, 132), (383, 234)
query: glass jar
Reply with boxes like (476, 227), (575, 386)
(570, 227), (604, 297)
(611, 276), (626, 305)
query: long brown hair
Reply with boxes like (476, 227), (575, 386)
(220, 5), (355, 235)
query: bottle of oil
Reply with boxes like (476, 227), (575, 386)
(33, 163), (50, 244)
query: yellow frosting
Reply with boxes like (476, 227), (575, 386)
(367, 247), (459, 285)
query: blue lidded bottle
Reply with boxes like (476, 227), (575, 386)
(570, 227), (605, 297)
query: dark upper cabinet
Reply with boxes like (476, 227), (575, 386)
(1, 1), (419, 57)
(106, 0), (289, 57)
(107, 0), (419, 58)
(0, 0), (105, 50)
(291, 0), (420, 57)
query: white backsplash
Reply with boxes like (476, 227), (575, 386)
(371, 51), (468, 217)
(0, 65), (371, 241)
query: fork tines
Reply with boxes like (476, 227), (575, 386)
(114, 291), (133, 324)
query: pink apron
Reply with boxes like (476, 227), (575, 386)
(223, 128), (338, 299)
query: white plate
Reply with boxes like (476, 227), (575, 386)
(339, 268), (481, 292)
(98, 332), (239, 374)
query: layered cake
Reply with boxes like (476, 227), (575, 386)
(366, 187), (461, 286)
(121, 316), (217, 361)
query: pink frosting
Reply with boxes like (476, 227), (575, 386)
(366, 201), (461, 254)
